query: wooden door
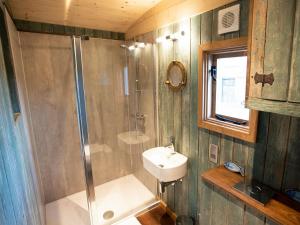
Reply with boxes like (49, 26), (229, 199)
(249, 0), (296, 101)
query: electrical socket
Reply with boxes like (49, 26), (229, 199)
(209, 144), (219, 164)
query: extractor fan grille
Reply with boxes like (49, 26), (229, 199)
(218, 4), (240, 35)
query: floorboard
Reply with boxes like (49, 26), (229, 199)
(137, 205), (175, 225)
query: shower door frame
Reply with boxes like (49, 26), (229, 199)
(71, 36), (96, 225)
(72, 36), (161, 225)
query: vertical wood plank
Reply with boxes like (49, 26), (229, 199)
(220, 135), (234, 164)
(0, 149), (17, 225)
(226, 195), (245, 225)
(230, 139), (247, 225)
(212, 8), (224, 41)
(252, 112), (269, 183)
(208, 131), (227, 225)
(199, 130), (224, 224)
(263, 114), (290, 190)
(158, 24), (175, 209)
(201, 11), (213, 44)
(189, 14), (201, 220)
(282, 117), (300, 190)
(210, 186), (228, 225)
(198, 129), (211, 225)
(233, 139), (247, 168)
(262, 0), (296, 100)
(173, 19), (191, 216)
(0, 29), (42, 225)
(248, 0), (267, 98)
(243, 206), (265, 225)
(239, 0), (249, 37)
(5, 10), (45, 224)
(288, 0), (300, 102)
(265, 219), (280, 225)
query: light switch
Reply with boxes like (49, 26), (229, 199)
(209, 144), (218, 164)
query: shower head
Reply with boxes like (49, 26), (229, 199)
(120, 42), (146, 51)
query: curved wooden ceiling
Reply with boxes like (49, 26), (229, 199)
(5, 0), (162, 32)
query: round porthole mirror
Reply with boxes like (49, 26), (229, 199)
(165, 60), (187, 91)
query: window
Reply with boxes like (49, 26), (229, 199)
(198, 38), (258, 143)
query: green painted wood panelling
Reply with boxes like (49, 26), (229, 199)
(243, 206), (265, 225)
(288, 0), (300, 102)
(156, 1), (300, 225)
(157, 24), (176, 209)
(239, 0), (249, 37)
(282, 117), (300, 190)
(188, 14), (200, 219)
(0, 19), (43, 225)
(262, 0), (296, 101)
(0, 8), (20, 114)
(173, 19), (191, 216)
(247, 97), (300, 117)
(263, 114), (290, 190)
(13, 19), (125, 40)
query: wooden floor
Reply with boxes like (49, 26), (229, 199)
(137, 204), (175, 225)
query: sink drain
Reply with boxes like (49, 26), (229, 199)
(103, 210), (114, 220)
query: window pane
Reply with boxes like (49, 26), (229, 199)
(215, 56), (249, 121)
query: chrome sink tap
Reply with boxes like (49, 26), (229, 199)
(164, 136), (175, 151)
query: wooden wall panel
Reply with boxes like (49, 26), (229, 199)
(262, 0), (296, 101)
(174, 19), (191, 216)
(157, 24), (176, 208)
(155, 1), (300, 225)
(4, 9), (45, 221)
(282, 117), (300, 190)
(288, 0), (300, 102)
(263, 114), (290, 189)
(189, 14), (200, 219)
(0, 17), (44, 225)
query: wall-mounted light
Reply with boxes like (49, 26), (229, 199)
(137, 42), (146, 48)
(128, 45), (136, 51)
(170, 31), (185, 41)
(155, 37), (164, 43)
(156, 31), (185, 43)
(126, 42), (146, 51)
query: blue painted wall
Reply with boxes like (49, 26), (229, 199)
(0, 28), (43, 225)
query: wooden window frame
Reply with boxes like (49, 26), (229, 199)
(198, 37), (258, 143)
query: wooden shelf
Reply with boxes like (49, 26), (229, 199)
(201, 166), (300, 225)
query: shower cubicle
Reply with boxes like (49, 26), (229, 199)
(19, 30), (159, 225)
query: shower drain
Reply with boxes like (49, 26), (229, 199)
(103, 210), (114, 220)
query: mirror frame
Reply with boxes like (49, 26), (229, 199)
(165, 60), (187, 91)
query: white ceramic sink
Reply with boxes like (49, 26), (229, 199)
(142, 147), (188, 182)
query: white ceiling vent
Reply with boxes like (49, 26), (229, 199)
(218, 4), (240, 35)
